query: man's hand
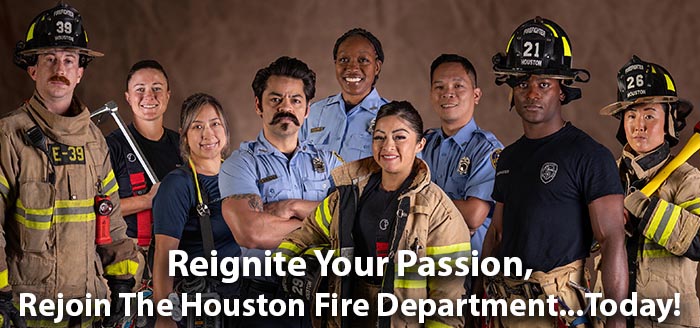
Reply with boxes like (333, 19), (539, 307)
(264, 200), (299, 219)
(102, 278), (134, 327)
(0, 292), (25, 328)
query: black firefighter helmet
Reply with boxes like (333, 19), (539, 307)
(493, 16), (589, 105)
(14, 2), (103, 69)
(600, 55), (693, 147)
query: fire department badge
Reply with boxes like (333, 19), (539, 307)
(540, 162), (558, 184)
(367, 117), (376, 133)
(312, 157), (326, 173)
(458, 157), (471, 175)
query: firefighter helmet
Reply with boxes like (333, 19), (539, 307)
(493, 16), (589, 104)
(14, 3), (103, 69)
(600, 56), (693, 147)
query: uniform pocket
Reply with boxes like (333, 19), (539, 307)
(16, 181), (55, 252)
(260, 177), (293, 204)
(302, 178), (331, 201)
(445, 175), (468, 199)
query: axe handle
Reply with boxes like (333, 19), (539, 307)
(641, 133), (700, 197)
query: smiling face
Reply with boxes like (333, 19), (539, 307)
(256, 75), (309, 139)
(372, 115), (425, 182)
(430, 62), (482, 132)
(186, 104), (227, 163)
(125, 68), (170, 122)
(334, 35), (382, 105)
(623, 103), (666, 154)
(512, 75), (565, 126)
(28, 49), (84, 108)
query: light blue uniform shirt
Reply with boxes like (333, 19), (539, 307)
(421, 119), (503, 257)
(300, 88), (389, 162)
(219, 131), (343, 280)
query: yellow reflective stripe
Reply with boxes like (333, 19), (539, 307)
(679, 198), (700, 215)
(659, 205), (682, 246)
(543, 23), (558, 37)
(561, 37), (572, 57)
(426, 319), (452, 328)
(105, 259), (139, 276)
(0, 175), (8, 199)
(26, 22), (36, 42)
(314, 199), (331, 237)
(645, 201), (669, 242)
(15, 199), (53, 230)
(55, 199), (94, 208)
(506, 34), (515, 52)
(426, 242), (471, 257)
(394, 278), (427, 289)
(0, 270), (7, 289)
(303, 246), (326, 256)
(277, 241), (302, 256)
(102, 170), (119, 195)
(665, 74), (676, 92)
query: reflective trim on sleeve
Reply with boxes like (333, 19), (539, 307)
(0, 270), (7, 289)
(314, 198), (331, 237)
(104, 259), (139, 276)
(645, 200), (682, 247)
(679, 198), (700, 215)
(0, 175), (9, 200)
(102, 170), (119, 196)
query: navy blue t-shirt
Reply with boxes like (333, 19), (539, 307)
(492, 123), (623, 272)
(153, 168), (241, 259)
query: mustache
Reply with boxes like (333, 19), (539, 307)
(49, 75), (70, 86)
(269, 112), (300, 126)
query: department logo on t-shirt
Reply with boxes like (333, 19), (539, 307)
(540, 162), (558, 184)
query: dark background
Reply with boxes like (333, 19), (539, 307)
(2, 0), (700, 296)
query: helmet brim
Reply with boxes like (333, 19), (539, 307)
(19, 46), (104, 58)
(599, 96), (690, 116)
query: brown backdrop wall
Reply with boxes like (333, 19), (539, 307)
(2, 0), (700, 164)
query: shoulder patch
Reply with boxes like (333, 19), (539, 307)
(490, 148), (502, 169)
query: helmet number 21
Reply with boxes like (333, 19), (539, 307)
(56, 21), (72, 34)
(523, 41), (540, 58)
(626, 75), (644, 90)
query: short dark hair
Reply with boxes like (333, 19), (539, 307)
(430, 54), (477, 87)
(333, 28), (384, 63)
(375, 101), (424, 140)
(179, 93), (230, 161)
(251, 56), (316, 103)
(126, 59), (170, 90)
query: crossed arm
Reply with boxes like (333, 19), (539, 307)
(221, 194), (319, 249)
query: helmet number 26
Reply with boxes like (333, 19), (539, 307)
(626, 75), (644, 90)
(56, 21), (72, 34)
(523, 41), (541, 58)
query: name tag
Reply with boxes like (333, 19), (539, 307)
(49, 144), (85, 165)
(258, 175), (278, 184)
(310, 127), (325, 133)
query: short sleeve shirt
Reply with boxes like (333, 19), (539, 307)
(422, 119), (503, 255)
(492, 123), (623, 272)
(300, 88), (389, 162)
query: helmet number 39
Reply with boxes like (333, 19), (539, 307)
(56, 21), (72, 34)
